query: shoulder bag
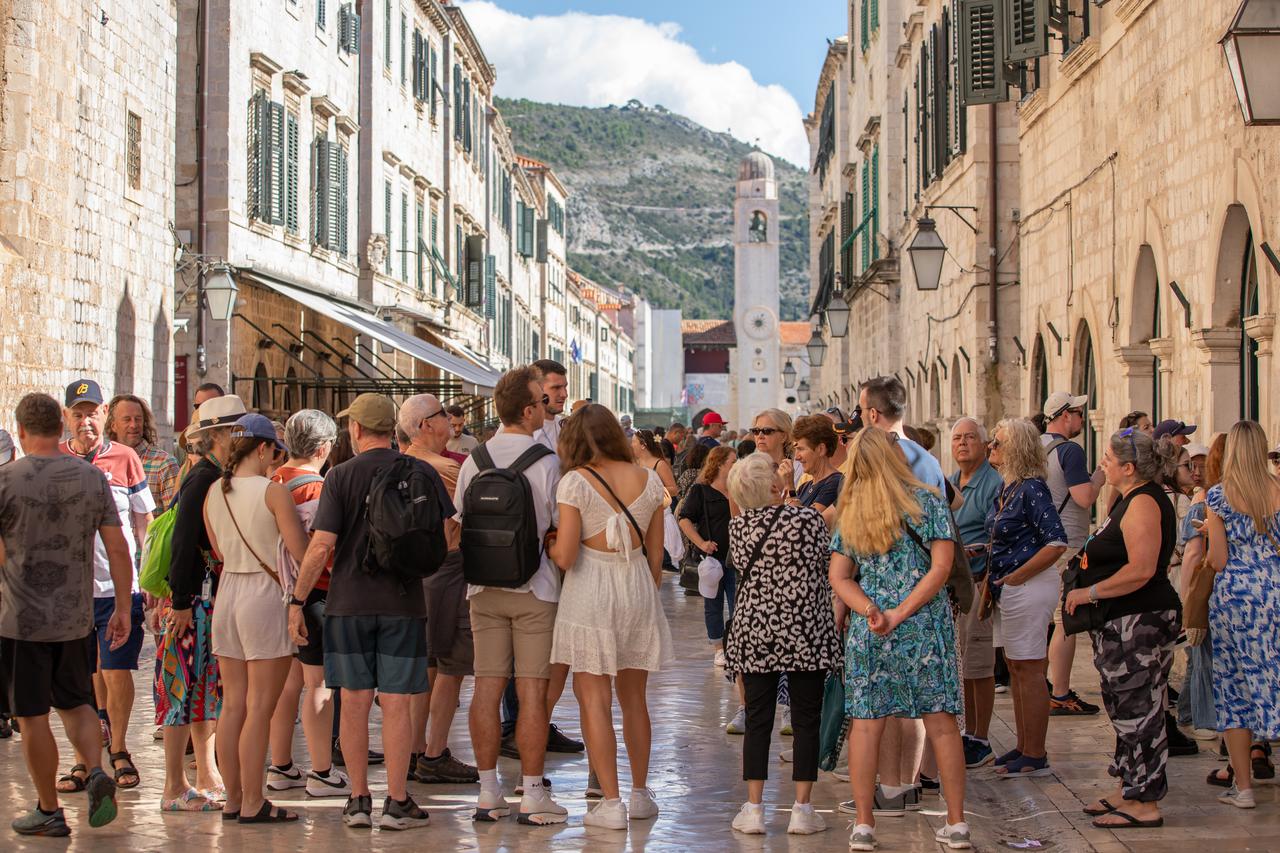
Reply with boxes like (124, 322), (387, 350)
(1059, 547), (1105, 635)
(903, 512), (975, 614)
(677, 483), (711, 592)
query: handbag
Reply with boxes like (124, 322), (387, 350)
(818, 658), (850, 772)
(1059, 549), (1104, 636)
(677, 484), (712, 592)
(1183, 551), (1215, 633)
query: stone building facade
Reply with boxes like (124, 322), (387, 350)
(0, 0), (177, 431)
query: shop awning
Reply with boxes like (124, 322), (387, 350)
(244, 270), (502, 394)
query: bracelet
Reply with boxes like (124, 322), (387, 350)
(864, 602), (877, 617)
(1088, 584), (1099, 603)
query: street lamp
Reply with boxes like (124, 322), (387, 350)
(806, 329), (827, 368)
(826, 279), (851, 338)
(203, 264), (239, 321)
(1220, 0), (1280, 125)
(782, 360), (797, 388)
(907, 217), (946, 291)
(797, 379), (810, 404)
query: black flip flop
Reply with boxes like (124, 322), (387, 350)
(109, 751), (140, 789)
(1093, 809), (1163, 829)
(238, 801), (299, 823)
(221, 809), (240, 821)
(1083, 797), (1118, 816)
(56, 764), (88, 793)
(1207, 765), (1234, 787)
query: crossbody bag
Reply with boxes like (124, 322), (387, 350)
(580, 467), (650, 561)
(721, 504), (784, 653)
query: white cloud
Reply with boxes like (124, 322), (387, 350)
(455, 1), (809, 167)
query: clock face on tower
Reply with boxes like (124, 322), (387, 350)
(743, 306), (776, 341)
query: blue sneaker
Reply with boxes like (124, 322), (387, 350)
(964, 737), (994, 768)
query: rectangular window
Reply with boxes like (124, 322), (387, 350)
(248, 91), (285, 226)
(455, 223), (464, 298)
(126, 111), (142, 190)
(338, 4), (360, 54)
(383, 0), (392, 69)
(429, 46), (438, 119)
(384, 180), (393, 273)
(316, 0), (326, 30)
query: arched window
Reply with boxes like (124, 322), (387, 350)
(1030, 335), (1048, 416)
(950, 355), (963, 416)
(252, 363), (269, 412)
(1073, 322), (1098, 468)
(929, 367), (941, 420)
(1241, 229), (1260, 422)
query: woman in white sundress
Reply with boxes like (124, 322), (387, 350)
(549, 404), (673, 831)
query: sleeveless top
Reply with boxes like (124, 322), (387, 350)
(1080, 480), (1179, 621)
(204, 476), (281, 575)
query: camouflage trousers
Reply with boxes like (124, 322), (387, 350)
(1089, 609), (1181, 802)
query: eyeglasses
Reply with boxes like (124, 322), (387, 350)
(749, 427), (780, 436)
(987, 439), (1002, 450)
(419, 408), (447, 426)
(541, 394), (550, 406)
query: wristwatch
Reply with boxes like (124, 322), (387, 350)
(288, 595), (306, 607)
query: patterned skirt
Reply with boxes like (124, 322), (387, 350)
(153, 597), (221, 726)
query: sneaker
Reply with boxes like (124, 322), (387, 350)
(872, 786), (907, 817)
(849, 823), (877, 850)
(838, 799), (855, 814)
(379, 795), (430, 830)
(266, 763), (306, 790)
(787, 802), (826, 834)
(1167, 715), (1199, 757)
(731, 802), (766, 834)
(415, 749), (479, 784)
(919, 774), (940, 794)
(780, 708), (793, 736)
(1193, 728), (1219, 741)
(517, 786), (568, 825)
(935, 822), (973, 849)
(994, 683), (1009, 694)
(12, 807), (70, 837)
(306, 767), (351, 798)
(1050, 690), (1100, 716)
(85, 768), (118, 828)
(726, 706), (747, 735)
(714, 649), (727, 668)
(342, 794), (373, 828)
(780, 748), (794, 762)
(152, 725), (163, 741)
(963, 737), (994, 768)
(546, 724), (584, 753)
(832, 766), (850, 782)
(583, 798), (628, 830)
(514, 777), (550, 795)
(1218, 785), (1257, 809)
(473, 788), (510, 822)
(904, 786), (922, 811)
(585, 770), (603, 799)
(629, 786), (659, 820)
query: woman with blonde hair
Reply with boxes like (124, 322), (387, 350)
(829, 428), (969, 852)
(984, 418), (1067, 779)
(1203, 420), (1280, 809)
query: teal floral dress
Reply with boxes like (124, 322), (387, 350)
(832, 488), (962, 719)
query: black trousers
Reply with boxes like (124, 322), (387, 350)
(742, 670), (824, 782)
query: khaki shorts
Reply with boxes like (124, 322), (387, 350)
(1049, 550), (1080, 627)
(958, 586), (995, 680)
(469, 588), (556, 680)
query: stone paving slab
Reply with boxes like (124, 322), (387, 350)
(0, 578), (1274, 850)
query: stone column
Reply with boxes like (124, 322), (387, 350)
(1244, 313), (1276, 436)
(1115, 344), (1156, 419)
(1191, 328), (1242, 435)
(1147, 336), (1176, 419)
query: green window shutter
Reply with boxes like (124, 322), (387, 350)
(429, 46), (438, 119)
(415, 201), (424, 291)
(328, 143), (343, 252)
(269, 102), (285, 225)
(860, 0), (869, 51)
(960, 0), (1009, 105)
(383, 1), (391, 68)
(953, 2), (968, 153)
(932, 25), (948, 175)
(453, 66), (462, 140)
(871, 0), (879, 32)
(871, 145), (880, 262)
(430, 208), (439, 295)
(411, 32), (421, 98)
(316, 0), (326, 30)
(840, 192), (853, 284)
(337, 147), (348, 255)
(1006, 0), (1049, 63)
(349, 4), (361, 54)
(515, 201), (526, 255)
(860, 161), (870, 271)
(247, 92), (263, 220)
(384, 181), (393, 272)
(285, 112), (299, 234)
(484, 255), (496, 320)
(463, 78), (472, 152)
(455, 224), (463, 297)
(401, 193), (408, 281)
(919, 46), (931, 188)
(311, 136), (329, 246)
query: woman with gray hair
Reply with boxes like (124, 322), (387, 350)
(262, 410), (350, 798)
(724, 453), (840, 837)
(1064, 428), (1181, 828)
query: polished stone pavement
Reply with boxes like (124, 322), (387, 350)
(2, 576), (1278, 851)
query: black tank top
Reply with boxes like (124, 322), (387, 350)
(1080, 480), (1181, 621)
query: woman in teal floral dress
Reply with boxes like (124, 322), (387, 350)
(829, 428), (968, 851)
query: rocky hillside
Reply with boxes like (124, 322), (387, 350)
(497, 98), (809, 320)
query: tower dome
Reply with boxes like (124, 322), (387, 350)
(737, 151), (774, 183)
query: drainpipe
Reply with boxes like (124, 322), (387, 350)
(195, 0), (209, 376)
(442, 30), (453, 321)
(987, 104), (999, 366)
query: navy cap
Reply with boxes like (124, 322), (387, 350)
(231, 413), (287, 454)
(1153, 419), (1197, 440)
(65, 379), (105, 408)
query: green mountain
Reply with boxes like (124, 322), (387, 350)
(497, 98), (810, 321)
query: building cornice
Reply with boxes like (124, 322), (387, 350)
(249, 51), (282, 76)
(282, 71), (310, 97)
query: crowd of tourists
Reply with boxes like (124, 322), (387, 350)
(1, 366), (1278, 850)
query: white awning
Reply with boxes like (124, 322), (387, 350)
(244, 272), (502, 394)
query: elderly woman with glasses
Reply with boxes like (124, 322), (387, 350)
(984, 418), (1067, 778)
(1064, 428), (1183, 828)
(749, 409), (801, 502)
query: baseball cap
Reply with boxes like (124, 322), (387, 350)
(337, 393), (398, 432)
(1185, 442), (1210, 459)
(231, 413), (287, 454)
(1042, 391), (1088, 419)
(0, 429), (14, 464)
(65, 379), (105, 408)
(1153, 419), (1197, 440)
(702, 411), (727, 426)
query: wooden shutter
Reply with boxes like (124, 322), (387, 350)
(348, 4), (360, 54)
(453, 65), (462, 140)
(316, 0), (326, 30)
(455, 224), (463, 295)
(463, 78), (472, 152)
(411, 32), (421, 98)
(429, 46), (438, 119)
(311, 136), (329, 246)
(871, 0), (879, 32)
(1006, 0), (1049, 63)
(931, 25), (949, 175)
(860, 161), (871, 271)
(383, 0), (391, 68)
(247, 92), (264, 220)
(384, 181), (393, 271)
(484, 255), (496, 320)
(400, 13), (407, 86)
(400, 193), (409, 280)
(269, 102), (285, 224)
(430, 207), (439, 295)
(840, 192), (853, 284)
(536, 218), (548, 263)
(860, 0), (869, 51)
(871, 145), (880, 262)
(960, 0), (1009, 105)
(328, 143), (343, 252)
(415, 201), (424, 291)
(336, 146), (348, 255)
(285, 112), (299, 234)
(919, 45), (931, 188)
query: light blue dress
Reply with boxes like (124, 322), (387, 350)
(833, 489), (962, 719)
(1205, 485), (1280, 738)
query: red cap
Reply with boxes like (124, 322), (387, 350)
(702, 411), (727, 426)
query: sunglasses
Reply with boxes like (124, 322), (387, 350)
(420, 408), (447, 425)
(1119, 426), (1139, 460)
(749, 427), (781, 436)
(1269, 452), (1280, 464)
(987, 438), (1002, 450)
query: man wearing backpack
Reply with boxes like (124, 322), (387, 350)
(1040, 392), (1106, 716)
(288, 394), (454, 831)
(455, 366), (567, 825)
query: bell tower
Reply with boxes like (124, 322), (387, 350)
(733, 152), (782, 428)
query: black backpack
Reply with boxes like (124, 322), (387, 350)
(363, 455), (449, 584)
(460, 442), (554, 588)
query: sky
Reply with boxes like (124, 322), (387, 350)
(454, 1), (848, 167)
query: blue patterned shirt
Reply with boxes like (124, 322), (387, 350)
(985, 478), (1067, 587)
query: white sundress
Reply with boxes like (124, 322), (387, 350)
(550, 467), (675, 675)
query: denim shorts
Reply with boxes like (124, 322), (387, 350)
(94, 593), (145, 670)
(323, 614), (428, 694)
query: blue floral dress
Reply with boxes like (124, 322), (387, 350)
(1205, 485), (1280, 738)
(832, 489), (962, 719)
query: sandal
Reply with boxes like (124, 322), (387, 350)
(1092, 809), (1163, 829)
(1083, 797), (1119, 816)
(109, 751), (140, 789)
(1252, 742), (1275, 780)
(56, 764), (89, 793)
(238, 800), (299, 823)
(160, 788), (221, 812)
(996, 754), (1053, 777)
(1207, 765), (1234, 788)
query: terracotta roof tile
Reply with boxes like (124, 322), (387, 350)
(682, 319), (736, 347)
(780, 321), (810, 346)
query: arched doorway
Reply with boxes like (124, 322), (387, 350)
(1129, 244), (1163, 421)
(252, 362), (269, 412)
(1241, 230), (1261, 422)
(951, 355), (963, 416)
(1072, 322), (1098, 468)
(1030, 335), (1049, 417)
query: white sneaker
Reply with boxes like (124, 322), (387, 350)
(731, 802), (766, 834)
(583, 798), (628, 830)
(265, 763), (305, 790)
(1218, 785), (1257, 809)
(306, 767), (351, 797)
(787, 802), (826, 834)
(832, 766), (850, 782)
(473, 787), (510, 822)
(726, 706), (747, 734)
(780, 708), (793, 736)
(848, 823), (877, 850)
(714, 649), (727, 668)
(517, 786), (568, 825)
(935, 822), (972, 849)
(780, 748), (794, 762)
(629, 786), (659, 820)
(1193, 728), (1219, 741)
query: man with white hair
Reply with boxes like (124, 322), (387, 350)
(948, 417), (1003, 768)
(397, 394), (479, 785)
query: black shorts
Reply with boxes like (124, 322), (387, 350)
(296, 588), (327, 667)
(0, 634), (96, 718)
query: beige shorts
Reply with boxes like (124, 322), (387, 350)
(958, 588), (995, 680)
(1049, 550), (1080, 627)
(469, 588), (556, 680)
(211, 571), (295, 661)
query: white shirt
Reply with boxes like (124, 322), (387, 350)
(534, 415), (563, 452)
(454, 431), (563, 603)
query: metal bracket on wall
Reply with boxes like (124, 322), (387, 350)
(1261, 242), (1280, 277)
(958, 346), (972, 372)
(1012, 336), (1027, 367)
(1166, 280), (1193, 329)
(1046, 322), (1064, 356)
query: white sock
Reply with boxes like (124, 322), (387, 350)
(742, 801), (763, 812)
(479, 768), (499, 793)
(793, 801), (813, 812)
(522, 775), (544, 793)
(968, 734), (989, 745)
(881, 783), (911, 798)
